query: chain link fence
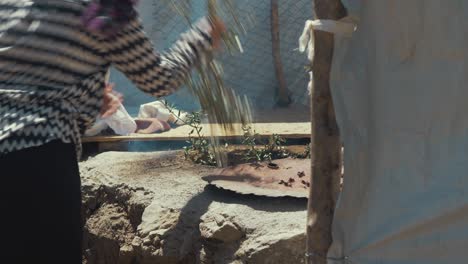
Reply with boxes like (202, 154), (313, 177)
(112, 0), (313, 114)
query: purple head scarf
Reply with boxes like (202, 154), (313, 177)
(81, 0), (139, 36)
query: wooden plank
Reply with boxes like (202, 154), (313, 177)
(82, 122), (311, 143)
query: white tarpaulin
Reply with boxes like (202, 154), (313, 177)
(328, 1), (468, 263)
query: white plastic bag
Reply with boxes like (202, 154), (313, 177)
(103, 104), (137, 135)
(138, 101), (188, 125)
(84, 118), (109, 137)
(84, 103), (136, 136)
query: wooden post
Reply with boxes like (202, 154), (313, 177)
(271, 0), (291, 107)
(306, 1), (346, 264)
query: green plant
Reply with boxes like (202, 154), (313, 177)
(289, 143), (311, 159)
(183, 112), (218, 166)
(303, 143), (311, 158)
(241, 126), (289, 163)
(163, 102), (302, 166)
(163, 101), (217, 166)
(241, 126), (263, 162)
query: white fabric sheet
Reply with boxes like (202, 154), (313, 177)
(328, 1), (468, 263)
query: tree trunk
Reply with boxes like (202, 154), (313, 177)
(271, 0), (290, 107)
(306, 1), (346, 264)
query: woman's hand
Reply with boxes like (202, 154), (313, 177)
(100, 83), (123, 118)
(209, 16), (226, 50)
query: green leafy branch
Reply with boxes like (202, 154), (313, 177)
(241, 126), (289, 163)
(163, 100), (217, 166)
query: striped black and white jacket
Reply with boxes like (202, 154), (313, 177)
(0, 0), (212, 157)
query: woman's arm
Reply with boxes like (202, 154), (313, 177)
(101, 17), (216, 97)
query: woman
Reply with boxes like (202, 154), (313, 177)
(0, 0), (224, 263)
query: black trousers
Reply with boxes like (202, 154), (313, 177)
(0, 140), (82, 264)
